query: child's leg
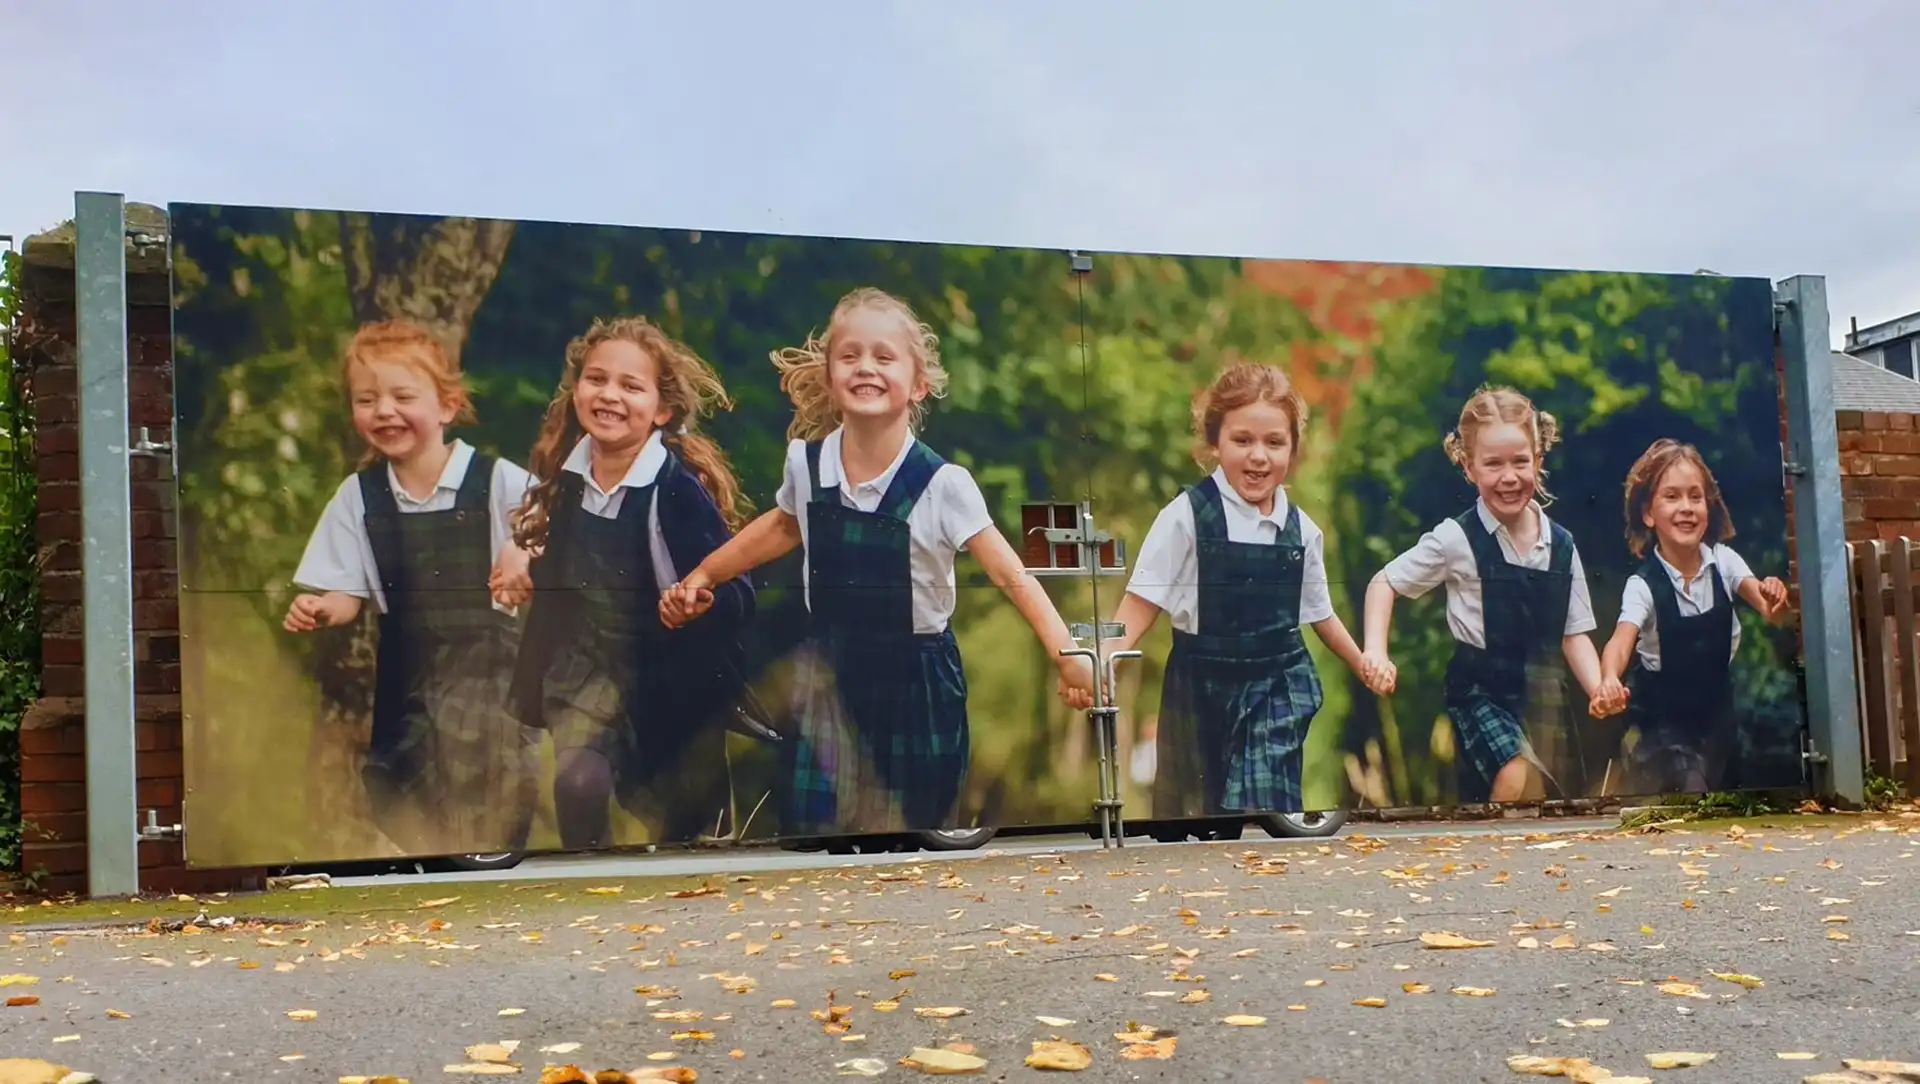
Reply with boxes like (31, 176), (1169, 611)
(553, 746), (615, 850)
(1490, 755), (1542, 803)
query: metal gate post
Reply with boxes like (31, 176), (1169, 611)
(1775, 275), (1864, 806)
(75, 191), (140, 897)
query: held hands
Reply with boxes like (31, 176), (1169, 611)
(1588, 675), (1629, 719)
(1055, 654), (1096, 711)
(283, 592), (357, 633)
(658, 570), (717, 629)
(489, 545), (534, 609)
(1358, 649), (1398, 696)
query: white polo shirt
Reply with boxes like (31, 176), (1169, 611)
(559, 432), (679, 590)
(1381, 498), (1597, 649)
(292, 439), (533, 615)
(1616, 543), (1754, 670)
(1125, 469), (1336, 635)
(773, 428), (994, 634)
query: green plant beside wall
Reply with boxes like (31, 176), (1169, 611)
(0, 247), (33, 871)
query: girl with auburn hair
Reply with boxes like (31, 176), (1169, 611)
(660, 286), (1093, 837)
(500, 316), (757, 850)
(1362, 385), (1623, 805)
(1597, 438), (1788, 794)
(1104, 362), (1371, 824)
(285, 319), (541, 857)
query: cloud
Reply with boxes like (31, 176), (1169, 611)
(4, 0), (1914, 342)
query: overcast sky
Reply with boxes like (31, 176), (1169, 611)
(6, 0), (1915, 346)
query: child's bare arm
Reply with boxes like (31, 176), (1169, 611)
(966, 526), (1093, 703)
(1108, 593), (1163, 655)
(1737, 575), (1790, 624)
(661, 509), (801, 628)
(1362, 573), (1397, 656)
(1309, 613), (1367, 675)
(1561, 633), (1607, 699)
(1599, 623), (1639, 685)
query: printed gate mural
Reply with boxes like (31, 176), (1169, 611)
(168, 203), (1804, 868)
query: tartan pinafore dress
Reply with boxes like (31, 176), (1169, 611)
(1623, 556), (1736, 795)
(1443, 508), (1578, 803)
(1152, 479), (1324, 819)
(359, 454), (538, 854)
(511, 461), (731, 839)
(781, 439), (970, 835)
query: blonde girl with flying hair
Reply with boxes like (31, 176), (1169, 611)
(660, 286), (1094, 838)
(500, 316), (758, 851)
(285, 319), (541, 858)
(1361, 385), (1623, 804)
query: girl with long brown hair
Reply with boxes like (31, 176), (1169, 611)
(499, 316), (756, 850)
(1597, 438), (1788, 794)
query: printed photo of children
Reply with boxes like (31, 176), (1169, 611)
(169, 204), (1802, 866)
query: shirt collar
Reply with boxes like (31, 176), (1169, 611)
(819, 426), (916, 493)
(1209, 467), (1289, 526)
(1652, 543), (1718, 587)
(562, 431), (667, 496)
(387, 440), (473, 506)
(1474, 497), (1551, 552)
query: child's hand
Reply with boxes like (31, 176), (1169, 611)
(1757, 576), (1790, 621)
(284, 592), (355, 633)
(1055, 654), (1096, 710)
(1589, 675), (1629, 719)
(659, 571), (716, 629)
(1359, 650), (1397, 696)
(489, 546), (534, 609)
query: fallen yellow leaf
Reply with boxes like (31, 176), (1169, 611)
(1402, 984), (1431, 995)
(1656, 982), (1708, 1000)
(1177, 990), (1210, 1004)
(913, 1007), (969, 1019)
(465, 1043), (515, 1064)
(1094, 974), (1117, 983)
(443, 1062), (519, 1076)
(417, 896), (461, 909)
(1548, 933), (1579, 950)
(285, 1009), (317, 1022)
(1118, 1037), (1176, 1061)
(771, 999), (796, 1009)
(1775, 1052), (1817, 1060)
(1556, 1018), (1610, 1029)
(1420, 931), (1495, 950)
(0, 975), (38, 987)
(1710, 972), (1763, 989)
(632, 1069), (699, 1083)
(1221, 1014), (1266, 1026)
(900, 1046), (987, 1074)
(1452, 986), (1496, 997)
(1645, 1051), (1715, 1069)
(498, 1008), (525, 1017)
(1024, 1039), (1092, 1071)
(1035, 1016), (1074, 1027)
(5, 996), (39, 1007)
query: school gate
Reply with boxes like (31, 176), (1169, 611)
(11, 195), (1860, 897)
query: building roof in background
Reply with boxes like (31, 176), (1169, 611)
(1834, 350), (1920, 413)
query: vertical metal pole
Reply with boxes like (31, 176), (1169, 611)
(75, 191), (139, 897)
(1775, 275), (1864, 806)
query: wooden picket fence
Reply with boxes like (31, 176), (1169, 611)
(1847, 537), (1920, 791)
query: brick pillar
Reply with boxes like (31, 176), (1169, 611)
(17, 205), (263, 896)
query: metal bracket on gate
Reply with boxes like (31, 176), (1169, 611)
(1064, 627), (1142, 851)
(138, 807), (182, 841)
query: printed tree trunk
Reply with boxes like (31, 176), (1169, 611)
(305, 214), (516, 859)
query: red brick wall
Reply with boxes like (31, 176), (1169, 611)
(16, 221), (262, 896)
(1837, 410), (1920, 541)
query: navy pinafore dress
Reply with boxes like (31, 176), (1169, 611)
(1152, 479), (1324, 818)
(1623, 556), (1736, 795)
(359, 454), (538, 854)
(510, 457), (736, 844)
(782, 439), (970, 835)
(1443, 508), (1578, 803)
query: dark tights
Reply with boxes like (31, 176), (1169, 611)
(553, 747), (615, 850)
